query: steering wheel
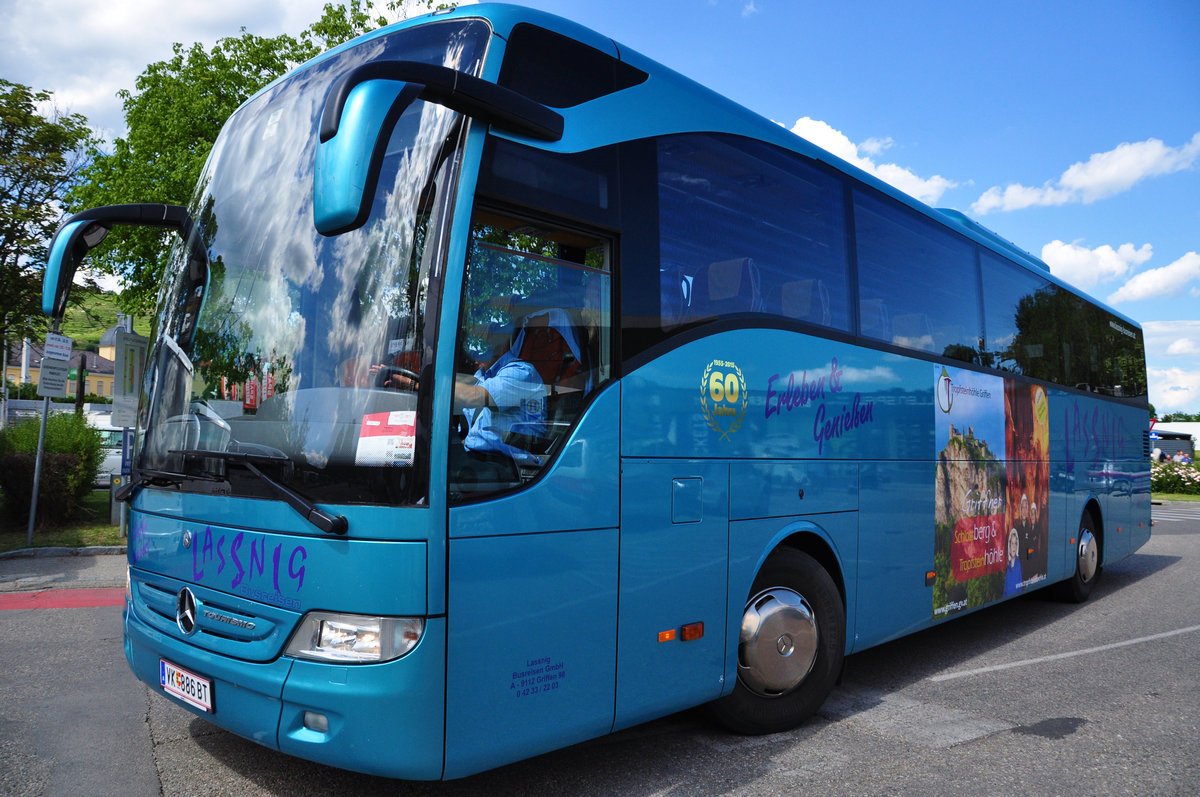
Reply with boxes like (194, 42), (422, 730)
(376, 366), (421, 389)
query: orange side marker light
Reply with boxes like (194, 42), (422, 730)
(658, 629), (676, 643)
(681, 622), (704, 642)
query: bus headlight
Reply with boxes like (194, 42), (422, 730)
(285, 612), (424, 663)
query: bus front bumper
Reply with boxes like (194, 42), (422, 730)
(124, 607), (447, 780)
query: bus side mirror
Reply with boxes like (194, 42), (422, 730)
(43, 219), (110, 320)
(314, 61), (564, 237)
(42, 204), (200, 322)
(314, 79), (423, 237)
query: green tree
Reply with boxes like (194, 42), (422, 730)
(67, 0), (447, 314)
(66, 31), (318, 313)
(0, 79), (96, 350)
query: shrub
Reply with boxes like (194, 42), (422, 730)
(0, 412), (102, 527)
(1151, 462), (1200, 495)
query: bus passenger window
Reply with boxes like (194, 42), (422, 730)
(854, 189), (982, 361)
(634, 132), (850, 356)
(691, 257), (762, 316)
(449, 209), (612, 500)
(859, 298), (890, 341)
(775, 279), (832, 326)
(892, 313), (935, 352)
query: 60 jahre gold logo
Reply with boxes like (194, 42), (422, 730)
(701, 359), (748, 440)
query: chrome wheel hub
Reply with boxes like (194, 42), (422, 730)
(1077, 529), (1098, 583)
(737, 587), (818, 696)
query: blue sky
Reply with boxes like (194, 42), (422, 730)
(3, 0), (1197, 412)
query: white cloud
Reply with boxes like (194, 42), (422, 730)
(1148, 366), (1200, 414)
(1041, 240), (1152, 291)
(1107, 251), (1200, 304)
(0, 0), (465, 139)
(1145, 321), (1200, 357)
(789, 117), (956, 204)
(839, 365), (900, 385)
(971, 132), (1200, 214)
(859, 137), (894, 157)
(0, 1), (301, 135)
(1166, 338), (1200, 356)
(1144, 323), (1200, 412)
(73, 267), (125, 294)
(972, 183), (1074, 215)
(1060, 134), (1200, 201)
(743, 2), (759, 16)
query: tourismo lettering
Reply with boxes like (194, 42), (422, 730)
(765, 358), (844, 419)
(192, 526), (307, 596)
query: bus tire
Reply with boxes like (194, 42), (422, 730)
(711, 548), (844, 735)
(1054, 512), (1101, 603)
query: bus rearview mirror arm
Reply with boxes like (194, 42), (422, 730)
(42, 203), (205, 322)
(314, 60), (564, 237)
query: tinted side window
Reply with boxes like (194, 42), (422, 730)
(981, 251), (1053, 375)
(1094, 311), (1146, 398)
(499, 24), (647, 108)
(982, 252), (1146, 397)
(449, 211), (612, 502)
(477, 138), (618, 227)
(653, 134), (851, 333)
(854, 190), (982, 362)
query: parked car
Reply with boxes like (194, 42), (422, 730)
(87, 416), (125, 487)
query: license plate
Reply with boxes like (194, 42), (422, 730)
(160, 659), (213, 712)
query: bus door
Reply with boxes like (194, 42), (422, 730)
(442, 210), (619, 778)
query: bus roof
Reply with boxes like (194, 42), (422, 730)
(240, 2), (1139, 329)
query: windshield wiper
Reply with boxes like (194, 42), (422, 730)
(172, 449), (349, 536)
(114, 467), (222, 503)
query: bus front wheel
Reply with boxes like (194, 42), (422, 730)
(711, 548), (844, 735)
(1055, 512), (1101, 603)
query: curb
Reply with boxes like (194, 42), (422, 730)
(0, 546), (126, 560)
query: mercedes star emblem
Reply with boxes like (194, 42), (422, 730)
(176, 587), (199, 635)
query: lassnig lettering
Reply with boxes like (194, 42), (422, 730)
(191, 527), (308, 603)
(509, 656), (566, 698)
(1065, 400), (1132, 464)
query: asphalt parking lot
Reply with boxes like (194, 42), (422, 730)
(2, 502), (1198, 796)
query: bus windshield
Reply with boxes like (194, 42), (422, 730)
(139, 19), (489, 508)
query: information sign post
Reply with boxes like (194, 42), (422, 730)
(111, 329), (146, 537)
(28, 331), (72, 545)
(112, 329), (147, 428)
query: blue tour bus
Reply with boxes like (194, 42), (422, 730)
(43, 3), (1150, 780)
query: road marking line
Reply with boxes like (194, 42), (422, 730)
(0, 588), (125, 610)
(929, 624), (1200, 682)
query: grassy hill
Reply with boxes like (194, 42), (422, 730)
(59, 289), (153, 352)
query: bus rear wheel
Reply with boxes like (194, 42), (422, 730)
(711, 548), (844, 735)
(1054, 512), (1101, 603)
